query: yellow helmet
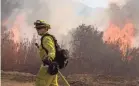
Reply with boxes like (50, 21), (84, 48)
(34, 20), (51, 29)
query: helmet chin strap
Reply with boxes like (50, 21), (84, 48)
(39, 30), (48, 36)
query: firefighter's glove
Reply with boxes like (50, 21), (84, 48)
(47, 61), (58, 75)
(42, 58), (51, 66)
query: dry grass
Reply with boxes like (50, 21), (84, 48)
(1, 71), (35, 86)
(2, 79), (34, 86)
(1, 71), (139, 86)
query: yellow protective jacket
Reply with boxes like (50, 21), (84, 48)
(39, 33), (56, 61)
(35, 32), (58, 86)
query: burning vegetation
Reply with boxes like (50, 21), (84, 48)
(1, 0), (139, 78)
(104, 21), (135, 61)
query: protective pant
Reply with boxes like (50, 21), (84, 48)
(35, 64), (58, 86)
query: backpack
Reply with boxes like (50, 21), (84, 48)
(41, 33), (69, 69)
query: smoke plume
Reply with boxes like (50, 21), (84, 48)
(108, 0), (139, 46)
(2, 0), (108, 42)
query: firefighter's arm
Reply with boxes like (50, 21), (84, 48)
(42, 36), (58, 75)
(42, 36), (56, 61)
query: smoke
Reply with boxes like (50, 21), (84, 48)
(108, 0), (139, 46)
(2, 0), (139, 46)
(109, 0), (139, 28)
(1, 0), (21, 21)
(2, 0), (109, 43)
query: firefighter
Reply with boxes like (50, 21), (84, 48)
(34, 20), (58, 86)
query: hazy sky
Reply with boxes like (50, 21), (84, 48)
(77, 0), (109, 8)
(77, 0), (126, 8)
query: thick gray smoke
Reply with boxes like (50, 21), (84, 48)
(2, 0), (108, 43)
(109, 0), (139, 28)
(1, 0), (43, 41)
(1, 0), (21, 21)
(108, 0), (139, 46)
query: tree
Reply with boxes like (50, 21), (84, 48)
(66, 24), (139, 77)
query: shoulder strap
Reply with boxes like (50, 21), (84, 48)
(41, 34), (49, 54)
(41, 33), (56, 54)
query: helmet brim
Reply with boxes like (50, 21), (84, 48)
(34, 25), (47, 28)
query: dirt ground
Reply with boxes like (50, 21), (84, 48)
(1, 71), (139, 86)
(2, 79), (34, 86)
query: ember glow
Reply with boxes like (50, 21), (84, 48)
(103, 21), (135, 58)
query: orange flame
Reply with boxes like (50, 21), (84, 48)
(4, 12), (26, 51)
(11, 23), (20, 43)
(103, 21), (135, 59)
(10, 12), (26, 43)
